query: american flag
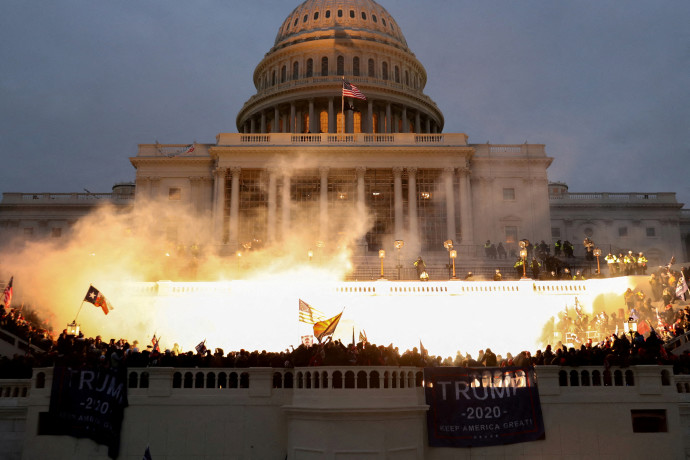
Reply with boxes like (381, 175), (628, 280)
(299, 299), (326, 324)
(342, 81), (366, 100)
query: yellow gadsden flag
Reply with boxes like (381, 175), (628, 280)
(313, 311), (343, 342)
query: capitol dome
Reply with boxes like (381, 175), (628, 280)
(273, 0), (409, 53)
(236, 0), (444, 135)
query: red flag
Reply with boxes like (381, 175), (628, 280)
(637, 320), (651, 337)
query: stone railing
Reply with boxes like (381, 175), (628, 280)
(215, 132), (468, 147)
(15, 365), (688, 401)
(0, 192), (133, 204)
(0, 379), (30, 399)
(550, 192), (679, 204)
(473, 143), (547, 157)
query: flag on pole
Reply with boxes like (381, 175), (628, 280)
(143, 445), (152, 460)
(359, 330), (367, 345)
(313, 311), (343, 342)
(84, 285), (113, 315)
(342, 80), (366, 100)
(298, 299), (326, 324)
(2, 276), (13, 309)
(676, 272), (688, 301)
(195, 339), (207, 354)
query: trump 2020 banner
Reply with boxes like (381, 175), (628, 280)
(48, 366), (128, 459)
(424, 366), (544, 447)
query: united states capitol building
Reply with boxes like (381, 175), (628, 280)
(1, 1), (690, 457)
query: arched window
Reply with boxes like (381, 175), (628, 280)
(368, 58), (375, 77)
(325, 10), (331, 19)
(313, 11), (319, 20)
(372, 14), (377, 23)
(361, 12), (367, 20)
(353, 57), (360, 76)
(303, 14), (308, 23)
(292, 61), (299, 80)
(337, 9), (343, 17)
(306, 58), (313, 77)
(372, 113), (378, 133)
(354, 112), (362, 133)
(337, 55), (344, 75)
(281, 65), (287, 83)
(382, 62), (388, 80)
(394, 65), (400, 83)
(321, 57), (328, 76)
(350, 10), (355, 18)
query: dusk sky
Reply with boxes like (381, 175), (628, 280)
(2, 0), (689, 206)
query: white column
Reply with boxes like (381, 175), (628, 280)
(274, 107), (280, 133)
(282, 174), (291, 239)
(267, 168), (277, 243)
(250, 118), (256, 134)
(415, 111), (421, 134)
(319, 166), (329, 240)
(458, 167), (474, 245)
(212, 168), (227, 243)
(228, 167), (241, 247)
(356, 166), (366, 224)
(309, 100), (315, 133)
(393, 166), (403, 239)
(367, 100), (374, 133)
(407, 167), (418, 240)
(260, 111), (266, 133)
(401, 106), (408, 133)
(444, 167), (456, 243)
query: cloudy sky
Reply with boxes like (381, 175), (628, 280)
(2, 0), (689, 206)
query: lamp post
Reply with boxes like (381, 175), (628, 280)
(520, 248), (528, 279)
(450, 249), (458, 279)
(379, 249), (386, 279)
(394, 240), (404, 280)
(593, 248), (602, 275)
(308, 249), (313, 262)
(66, 320), (80, 336)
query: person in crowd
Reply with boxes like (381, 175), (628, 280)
(496, 242), (507, 259)
(493, 269), (503, 281)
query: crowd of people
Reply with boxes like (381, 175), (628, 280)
(1, 260), (689, 380)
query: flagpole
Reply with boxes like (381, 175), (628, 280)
(341, 76), (345, 134)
